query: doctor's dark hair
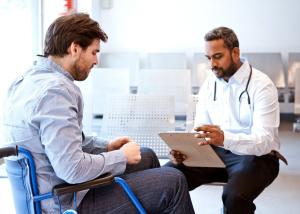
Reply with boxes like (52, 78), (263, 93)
(43, 13), (108, 57)
(204, 27), (239, 50)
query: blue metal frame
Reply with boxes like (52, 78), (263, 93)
(17, 147), (147, 214)
(18, 147), (53, 214)
(115, 177), (147, 214)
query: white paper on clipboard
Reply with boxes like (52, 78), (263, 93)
(159, 132), (225, 168)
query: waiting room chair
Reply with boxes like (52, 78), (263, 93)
(137, 69), (191, 116)
(287, 52), (300, 90)
(241, 52), (286, 103)
(241, 52), (286, 89)
(100, 94), (175, 158)
(142, 52), (187, 70)
(186, 95), (199, 131)
(0, 146), (146, 214)
(287, 53), (300, 106)
(295, 68), (300, 115)
(98, 52), (140, 90)
(89, 67), (131, 117)
(192, 53), (213, 94)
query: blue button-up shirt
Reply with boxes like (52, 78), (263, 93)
(1, 56), (127, 213)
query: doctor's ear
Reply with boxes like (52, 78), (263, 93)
(232, 47), (240, 61)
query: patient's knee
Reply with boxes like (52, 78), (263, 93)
(140, 147), (160, 167)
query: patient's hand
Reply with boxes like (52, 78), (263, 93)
(121, 141), (141, 164)
(169, 150), (187, 165)
(108, 136), (132, 151)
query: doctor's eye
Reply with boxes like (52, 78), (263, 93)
(212, 53), (223, 60)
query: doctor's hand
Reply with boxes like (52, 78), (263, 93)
(108, 136), (132, 151)
(194, 125), (224, 147)
(169, 150), (187, 165)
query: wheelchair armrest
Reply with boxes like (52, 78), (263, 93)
(53, 173), (114, 196)
(0, 146), (18, 159)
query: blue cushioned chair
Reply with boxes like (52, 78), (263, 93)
(0, 146), (146, 214)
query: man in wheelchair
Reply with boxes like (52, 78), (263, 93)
(1, 13), (194, 214)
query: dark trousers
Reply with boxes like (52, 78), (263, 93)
(78, 147), (195, 214)
(165, 146), (279, 214)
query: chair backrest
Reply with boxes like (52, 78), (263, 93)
(4, 146), (52, 214)
(287, 53), (300, 107)
(192, 53), (213, 90)
(186, 95), (199, 131)
(98, 52), (140, 87)
(137, 69), (191, 116)
(295, 68), (300, 115)
(142, 52), (187, 69)
(241, 52), (286, 89)
(88, 68), (130, 117)
(288, 52), (300, 88)
(6, 157), (35, 214)
(100, 94), (175, 158)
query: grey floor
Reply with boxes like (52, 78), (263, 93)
(0, 121), (299, 213)
(190, 121), (300, 214)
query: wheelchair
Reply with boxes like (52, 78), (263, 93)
(0, 145), (146, 214)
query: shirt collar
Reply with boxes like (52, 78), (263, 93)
(34, 55), (74, 81)
(229, 58), (251, 85)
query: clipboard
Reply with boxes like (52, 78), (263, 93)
(159, 132), (225, 168)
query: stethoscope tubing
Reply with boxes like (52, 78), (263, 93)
(213, 64), (253, 105)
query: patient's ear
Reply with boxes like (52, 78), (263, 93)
(69, 42), (82, 57)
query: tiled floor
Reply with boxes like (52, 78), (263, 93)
(0, 121), (299, 213)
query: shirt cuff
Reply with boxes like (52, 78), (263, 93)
(95, 137), (110, 152)
(223, 131), (237, 150)
(101, 150), (127, 175)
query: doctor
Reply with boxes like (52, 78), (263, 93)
(167, 26), (287, 214)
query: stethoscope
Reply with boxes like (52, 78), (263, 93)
(213, 64), (253, 105)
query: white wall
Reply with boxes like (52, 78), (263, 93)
(91, 0), (300, 67)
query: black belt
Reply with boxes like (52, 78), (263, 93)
(269, 150), (288, 165)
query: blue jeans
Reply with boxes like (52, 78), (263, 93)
(78, 148), (195, 214)
(165, 146), (279, 214)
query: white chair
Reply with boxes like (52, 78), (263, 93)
(288, 53), (300, 89)
(293, 68), (300, 132)
(295, 68), (300, 115)
(241, 52), (286, 89)
(186, 95), (199, 131)
(76, 68), (130, 135)
(99, 52), (140, 89)
(241, 52), (288, 115)
(192, 53), (213, 93)
(287, 53), (300, 104)
(137, 69), (191, 116)
(101, 94), (175, 158)
(89, 68), (130, 116)
(142, 52), (187, 69)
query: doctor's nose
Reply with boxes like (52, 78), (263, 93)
(209, 59), (218, 69)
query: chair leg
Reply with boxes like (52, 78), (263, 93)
(114, 177), (147, 214)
